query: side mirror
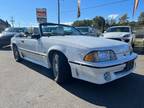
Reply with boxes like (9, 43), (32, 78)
(31, 34), (40, 39)
(132, 31), (136, 34)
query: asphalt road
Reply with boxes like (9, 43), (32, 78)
(0, 47), (144, 108)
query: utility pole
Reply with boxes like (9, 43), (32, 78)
(10, 17), (15, 27)
(58, 0), (60, 24)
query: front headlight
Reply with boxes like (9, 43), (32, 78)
(123, 34), (131, 39)
(84, 50), (117, 62)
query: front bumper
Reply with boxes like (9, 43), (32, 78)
(69, 53), (137, 84)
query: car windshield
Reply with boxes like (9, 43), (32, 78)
(77, 28), (89, 33)
(41, 24), (81, 36)
(5, 28), (27, 33)
(107, 27), (130, 32)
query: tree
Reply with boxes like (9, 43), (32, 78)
(138, 12), (144, 25)
(93, 16), (105, 32)
(72, 19), (92, 27)
(129, 21), (137, 27)
(119, 14), (129, 25)
(106, 18), (117, 26)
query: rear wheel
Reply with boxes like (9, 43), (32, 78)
(52, 52), (71, 83)
(13, 45), (22, 62)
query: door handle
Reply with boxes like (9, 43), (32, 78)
(21, 40), (24, 43)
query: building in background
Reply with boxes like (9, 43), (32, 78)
(0, 19), (11, 33)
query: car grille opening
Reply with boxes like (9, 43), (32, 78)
(124, 39), (130, 43)
(114, 60), (134, 75)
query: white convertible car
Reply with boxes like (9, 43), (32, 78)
(11, 23), (137, 84)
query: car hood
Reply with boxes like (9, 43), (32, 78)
(103, 32), (130, 38)
(3, 32), (16, 35)
(0, 32), (16, 37)
(49, 35), (127, 49)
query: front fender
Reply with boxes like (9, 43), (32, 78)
(46, 45), (67, 68)
(46, 45), (85, 68)
(47, 45), (66, 55)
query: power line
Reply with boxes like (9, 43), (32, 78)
(62, 0), (130, 13)
(48, 0), (130, 20)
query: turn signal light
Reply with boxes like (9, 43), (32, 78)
(84, 53), (95, 62)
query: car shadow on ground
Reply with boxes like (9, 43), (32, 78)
(61, 74), (144, 108)
(20, 60), (144, 108)
(134, 47), (144, 55)
(20, 60), (54, 79)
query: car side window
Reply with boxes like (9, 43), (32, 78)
(63, 26), (80, 35)
(24, 27), (39, 39)
(42, 25), (57, 36)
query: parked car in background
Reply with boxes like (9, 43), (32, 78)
(11, 23), (137, 84)
(0, 27), (27, 48)
(76, 26), (101, 36)
(103, 26), (135, 46)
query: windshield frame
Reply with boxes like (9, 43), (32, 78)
(76, 27), (89, 33)
(39, 23), (82, 36)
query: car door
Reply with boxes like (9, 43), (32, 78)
(20, 33), (47, 66)
(35, 37), (48, 66)
(17, 34), (37, 61)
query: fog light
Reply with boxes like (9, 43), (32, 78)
(104, 72), (111, 81)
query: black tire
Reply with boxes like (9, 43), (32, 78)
(52, 52), (71, 83)
(13, 45), (22, 62)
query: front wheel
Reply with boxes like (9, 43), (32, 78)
(52, 53), (71, 83)
(13, 45), (22, 62)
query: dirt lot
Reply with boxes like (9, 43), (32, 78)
(0, 48), (144, 108)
